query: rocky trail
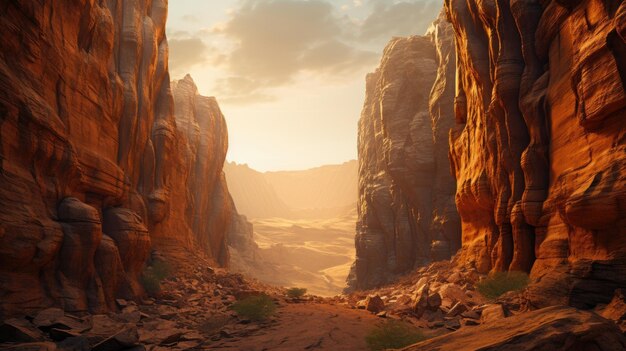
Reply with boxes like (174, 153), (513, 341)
(2, 254), (626, 350)
(205, 303), (380, 350)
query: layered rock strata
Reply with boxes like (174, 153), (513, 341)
(0, 1), (233, 316)
(171, 75), (232, 266)
(349, 14), (461, 290)
(445, 0), (626, 307)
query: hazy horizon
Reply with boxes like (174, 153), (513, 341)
(226, 158), (357, 173)
(167, 0), (440, 172)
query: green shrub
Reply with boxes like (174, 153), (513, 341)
(141, 274), (162, 295)
(286, 287), (307, 299)
(230, 294), (277, 321)
(151, 260), (173, 280)
(476, 271), (530, 300)
(141, 260), (173, 295)
(365, 320), (426, 351)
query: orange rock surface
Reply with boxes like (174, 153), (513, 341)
(0, 1), (234, 315)
(445, 0), (626, 307)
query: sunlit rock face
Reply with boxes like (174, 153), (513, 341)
(0, 1), (232, 315)
(348, 14), (461, 291)
(445, 0), (626, 308)
(171, 75), (232, 267)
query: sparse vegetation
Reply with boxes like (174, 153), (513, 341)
(365, 320), (427, 351)
(230, 294), (277, 321)
(286, 287), (307, 299)
(141, 260), (173, 295)
(477, 271), (530, 300)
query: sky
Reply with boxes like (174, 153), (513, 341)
(167, 0), (441, 171)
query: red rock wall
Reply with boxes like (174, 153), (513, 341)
(445, 0), (626, 308)
(0, 1), (233, 316)
(349, 15), (461, 291)
(171, 75), (232, 266)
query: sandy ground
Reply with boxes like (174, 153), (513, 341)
(249, 213), (356, 296)
(204, 302), (380, 350)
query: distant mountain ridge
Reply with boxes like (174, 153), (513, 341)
(224, 160), (357, 219)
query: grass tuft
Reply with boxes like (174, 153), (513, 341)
(286, 287), (307, 299)
(141, 260), (173, 295)
(476, 271), (530, 300)
(365, 320), (427, 351)
(230, 294), (277, 321)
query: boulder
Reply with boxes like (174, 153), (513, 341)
(412, 284), (430, 317)
(365, 295), (385, 313)
(0, 318), (43, 342)
(480, 304), (508, 324)
(401, 306), (626, 350)
(602, 289), (626, 321)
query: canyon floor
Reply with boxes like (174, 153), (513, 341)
(234, 212), (357, 297)
(3, 252), (626, 351)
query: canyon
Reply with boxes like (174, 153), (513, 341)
(0, 0), (625, 350)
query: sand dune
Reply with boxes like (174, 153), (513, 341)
(239, 213), (356, 296)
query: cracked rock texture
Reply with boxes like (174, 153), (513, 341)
(348, 14), (461, 291)
(444, 0), (626, 307)
(0, 1), (233, 316)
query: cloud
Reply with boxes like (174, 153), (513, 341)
(166, 0), (442, 104)
(212, 0), (379, 102)
(359, 1), (440, 41)
(168, 36), (210, 75)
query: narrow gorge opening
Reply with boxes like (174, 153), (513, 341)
(164, 1), (457, 297)
(1, 1), (625, 350)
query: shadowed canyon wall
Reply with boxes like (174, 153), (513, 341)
(445, 0), (626, 308)
(0, 1), (233, 316)
(348, 13), (461, 291)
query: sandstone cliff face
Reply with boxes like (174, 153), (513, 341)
(445, 0), (626, 307)
(0, 1), (232, 316)
(349, 17), (461, 290)
(171, 75), (232, 267)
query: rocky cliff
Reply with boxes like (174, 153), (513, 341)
(171, 75), (232, 267)
(445, 0), (626, 308)
(349, 14), (461, 291)
(0, 1), (233, 316)
(352, 1), (626, 307)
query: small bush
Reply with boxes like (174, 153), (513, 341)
(141, 260), (173, 295)
(141, 274), (161, 295)
(286, 287), (307, 299)
(230, 294), (277, 321)
(151, 260), (173, 280)
(366, 320), (426, 351)
(477, 271), (530, 300)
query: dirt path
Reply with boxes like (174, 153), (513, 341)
(205, 302), (381, 350)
